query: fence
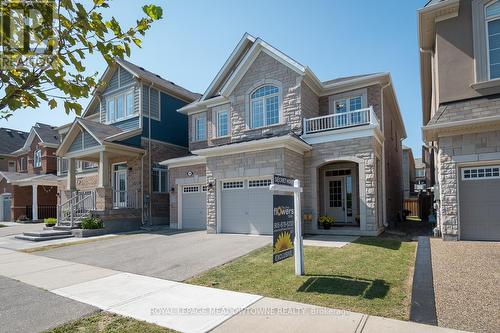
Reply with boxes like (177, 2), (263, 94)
(25, 205), (57, 220)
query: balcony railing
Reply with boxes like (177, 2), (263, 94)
(303, 107), (378, 135)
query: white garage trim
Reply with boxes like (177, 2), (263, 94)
(177, 183), (206, 230)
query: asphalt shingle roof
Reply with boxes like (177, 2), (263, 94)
(77, 118), (123, 141)
(33, 123), (60, 145)
(0, 128), (28, 155)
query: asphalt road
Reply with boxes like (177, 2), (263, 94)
(37, 230), (271, 281)
(0, 275), (97, 333)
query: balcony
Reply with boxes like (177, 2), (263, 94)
(301, 107), (381, 144)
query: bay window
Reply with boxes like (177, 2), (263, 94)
(250, 85), (280, 129)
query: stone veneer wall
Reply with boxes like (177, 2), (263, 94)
(303, 137), (381, 234)
(437, 129), (500, 240)
(168, 163), (206, 226)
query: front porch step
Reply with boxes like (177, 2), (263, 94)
(15, 230), (74, 242)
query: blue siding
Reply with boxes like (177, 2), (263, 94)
(83, 131), (99, 148)
(142, 92), (189, 147)
(112, 117), (140, 131)
(68, 132), (83, 152)
(116, 134), (141, 148)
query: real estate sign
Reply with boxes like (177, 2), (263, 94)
(272, 194), (295, 263)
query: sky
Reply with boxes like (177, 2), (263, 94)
(0, 0), (426, 157)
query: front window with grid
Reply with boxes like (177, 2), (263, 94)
(487, 1), (500, 79)
(152, 164), (168, 193)
(222, 181), (244, 189)
(462, 166), (500, 180)
(33, 149), (42, 168)
(183, 186), (199, 193)
(216, 110), (229, 137)
(194, 113), (206, 141)
(248, 179), (272, 188)
(250, 85), (280, 129)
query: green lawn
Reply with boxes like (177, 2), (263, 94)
(188, 237), (416, 320)
(45, 312), (177, 333)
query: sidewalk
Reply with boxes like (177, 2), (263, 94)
(0, 248), (468, 333)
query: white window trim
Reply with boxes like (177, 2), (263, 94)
(33, 149), (42, 168)
(104, 88), (137, 124)
(249, 85), (281, 129)
(213, 107), (230, 138)
(485, 1), (500, 80)
(222, 180), (245, 190)
(152, 165), (168, 193)
(192, 112), (207, 142)
(461, 165), (500, 180)
(183, 185), (200, 193)
(328, 89), (368, 115)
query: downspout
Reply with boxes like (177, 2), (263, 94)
(380, 81), (391, 228)
(148, 82), (153, 227)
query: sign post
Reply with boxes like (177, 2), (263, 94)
(270, 175), (304, 276)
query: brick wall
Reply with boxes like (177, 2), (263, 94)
(168, 163), (206, 226)
(10, 184), (57, 220)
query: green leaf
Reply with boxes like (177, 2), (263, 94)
(142, 5), (163, 20)
(48, 99), (57, 109)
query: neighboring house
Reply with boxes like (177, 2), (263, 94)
(414, 158), (427, 192)
(0, 123), (60, 221)
(0, 127), (28, 221)
(163, 34), (406, 236)
(419, 0), (500, 240)
(402, 146), (416, 199)
(55, 58), (199, 229)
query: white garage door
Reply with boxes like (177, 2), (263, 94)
(182, 185), (206, 230)
(221, 179), (273, 235)
(459, 165), (500, 241)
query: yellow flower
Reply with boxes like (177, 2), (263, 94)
(274, 231), (293, 252)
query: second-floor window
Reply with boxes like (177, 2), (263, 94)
(194, 113), (206, 141)
(487, 1), (500, 79)
(19, 157), (27, 171)
(216, 109), (229, 137)
(250, 85), (280, 129)
(416, 169), (425, 178)
(33, 149), (41, 168)
(106, 91), (135, 123)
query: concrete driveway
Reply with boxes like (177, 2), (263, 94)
(0, 222), (44, 237)
(430, 239), (500, 333)
(36, 230), (271, 281)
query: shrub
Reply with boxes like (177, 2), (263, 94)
(318, 215), (335, 228)
(44, 218), (57, 226)
(81, 216), (103, 230)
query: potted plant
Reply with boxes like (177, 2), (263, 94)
(44, 218), (57, 227)
(318, 215), (335, 229)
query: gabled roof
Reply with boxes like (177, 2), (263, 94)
(178, 33), (406, 139)
(12, 123), (60, 155)
(0, 127), (28, 155)
(82, 58), (200, 117)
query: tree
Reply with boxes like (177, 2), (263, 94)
(0, 0), (163, 119)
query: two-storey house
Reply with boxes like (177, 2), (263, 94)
(0, 127), (28, 221)
(0, 123), (60, 221)
(54, 58), (199, 229)
(163, 34), (406, 236)
(419, 0), (500, 241)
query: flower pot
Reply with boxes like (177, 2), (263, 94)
(323, 224), (331, 230)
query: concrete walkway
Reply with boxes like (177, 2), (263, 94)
(0, 248), (468, 333)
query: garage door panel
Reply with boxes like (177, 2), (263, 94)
(221, 180), (273, 235)
(182, 186), (206, 230)
(459, 166), (500, 241)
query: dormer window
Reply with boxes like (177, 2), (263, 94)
(486, 1), (500, 79)
(250, 85), (280, 129)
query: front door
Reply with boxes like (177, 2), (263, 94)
(113, 163), (127, 208)
(324, 176), (346, 223)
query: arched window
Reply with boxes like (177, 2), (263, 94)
(250, 85), (280, 129)
(486, 0), (500, 79)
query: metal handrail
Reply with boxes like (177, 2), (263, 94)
(303, 107), (377, 135)
(57, 190), (96, 227)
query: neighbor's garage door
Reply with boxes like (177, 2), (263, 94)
(459, 165), (500, 241)
(221, 179), (273, 235)
(181, 185), (206, 230)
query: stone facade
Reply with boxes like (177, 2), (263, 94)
(436, 129), (500, 240)
(303, 137), (383, 235)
